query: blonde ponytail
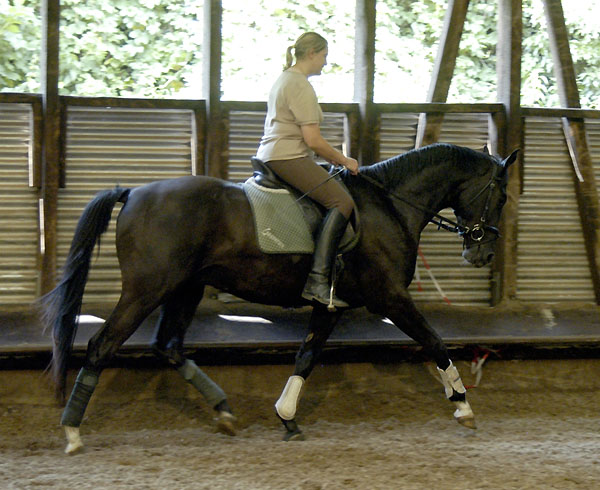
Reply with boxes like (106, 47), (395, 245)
(284, 45), (295, 70)
(282, 32), (328, 71)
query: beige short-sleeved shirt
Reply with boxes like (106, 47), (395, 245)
(256, 70), (324, 162)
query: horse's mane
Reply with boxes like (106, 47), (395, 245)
(360, 143), (488, 188)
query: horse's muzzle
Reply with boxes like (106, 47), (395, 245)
(462, 244), (495, 268)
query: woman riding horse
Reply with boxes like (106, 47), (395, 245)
(256, 32), (359, 309)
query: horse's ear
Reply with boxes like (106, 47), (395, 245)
(483, 144), (490, 155)
(501, 149), (519, 168)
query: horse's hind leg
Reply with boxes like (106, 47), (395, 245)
(60, 293), (160, 453)
(150, 285), (236, 435)
(276, 305), (340, 441)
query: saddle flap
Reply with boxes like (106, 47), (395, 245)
(251, 157), (287, 189)
(246, 157), (360, 254)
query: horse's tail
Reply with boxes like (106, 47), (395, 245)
(37, 186), (130, 403)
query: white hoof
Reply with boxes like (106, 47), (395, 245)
(454, 401), (476, 429)
(64, 426), (84, 454)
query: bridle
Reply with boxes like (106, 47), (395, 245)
(456, 162), (504, 246)
(356, 161), (504, 246)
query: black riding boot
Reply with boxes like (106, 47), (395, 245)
(302, 208), (349, 309)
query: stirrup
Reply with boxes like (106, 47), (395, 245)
(327, 284), (345, 311)
(301, 283), (348, 310)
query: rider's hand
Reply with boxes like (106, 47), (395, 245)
(343, 157), (359, 176)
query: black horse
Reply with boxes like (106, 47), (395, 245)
(39, 142), (517, 453)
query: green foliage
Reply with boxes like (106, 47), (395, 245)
(375, 0), (600, 108)
(0, 0), (40, 92)
(221, 0), (356, 101)
(58, 0), (203, 97)
(1, 0), (598, 109)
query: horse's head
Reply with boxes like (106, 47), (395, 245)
(454, 147), (519, 268)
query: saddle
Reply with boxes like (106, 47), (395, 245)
(242, 157), (359, 255)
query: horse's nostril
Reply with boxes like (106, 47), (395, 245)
(487, 252), (495, 263)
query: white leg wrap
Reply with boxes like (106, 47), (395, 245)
(437, 361), (466, 398)
(64, 426), (83, 454)
(275, 375), (304, 420)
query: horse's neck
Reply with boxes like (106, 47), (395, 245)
(394, 163), (466, 235)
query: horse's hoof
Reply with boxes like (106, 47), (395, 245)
(216, 411), (237, 436)
(64, 426), (84, 454)
(453, 401), (476, 429)
(283, 429), (305, 442)
(456, 416), (477, 430)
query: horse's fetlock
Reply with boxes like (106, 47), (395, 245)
(214, 399), (232, 414)
(152, 343), (185, 367)
(449, 390), (466, 402)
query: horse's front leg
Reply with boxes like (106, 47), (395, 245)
(275, 305), (340, 441)
(382, 293), (476, 429)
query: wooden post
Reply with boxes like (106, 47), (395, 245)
(487, 110), (506, 159)
(415, 0), (469, 148)
(39, 0), (61, 294)
(544, 0), (600, 304)
(493, 0), (523, 305)
(354, 0), (377, 165)
(203, 0), (226, 178)
(192, 102), (206, 176)
(346, 108), (361, 161)
(31, 96), (44, 189)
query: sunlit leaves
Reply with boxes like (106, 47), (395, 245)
(0, 0), (598, 108)
(0, 0), (41, 92)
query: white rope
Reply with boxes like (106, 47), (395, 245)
(417, 247), (451, 305)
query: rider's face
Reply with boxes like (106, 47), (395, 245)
(308, 48), (328, 76)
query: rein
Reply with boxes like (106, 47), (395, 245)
(356, 163), (501, 243)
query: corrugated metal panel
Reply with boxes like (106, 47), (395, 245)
(58, 106), (195, 306)
(227, 110), (347, 182)
(228, 111), (265, 182)
(379, 113), (419, 159)
(0, 103), (39, 307)
(516, 117), (595, 303)
(379, 113), (492, 305)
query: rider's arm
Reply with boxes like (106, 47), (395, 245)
(301, 124), (359, 175)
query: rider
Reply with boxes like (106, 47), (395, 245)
(255, 32), (359, 309)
